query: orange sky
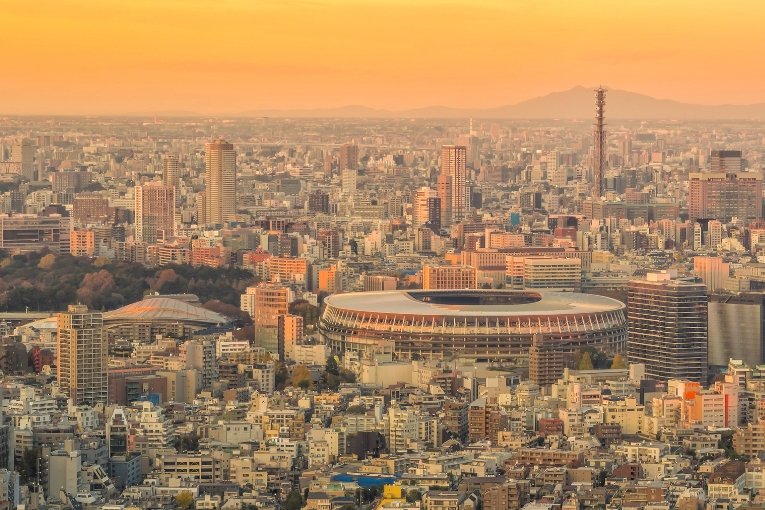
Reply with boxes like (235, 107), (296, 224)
(2, 0), (765, 114)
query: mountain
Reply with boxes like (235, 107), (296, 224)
(234, 87), (765, 119)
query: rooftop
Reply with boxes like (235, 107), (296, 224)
(324, 290), (624, 317)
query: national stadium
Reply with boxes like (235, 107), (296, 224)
(318, 289), (627, 362)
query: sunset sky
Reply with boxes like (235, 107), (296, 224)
(3, 0), (764, 114)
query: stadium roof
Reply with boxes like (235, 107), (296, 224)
(104, 296), (228, 325)
(324, 290), (624, 317)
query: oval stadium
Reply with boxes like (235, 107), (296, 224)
(318, 289), (627, 363)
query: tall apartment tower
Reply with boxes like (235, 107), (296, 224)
(341, 168), (357, 195)
(204, 139), (236, 225)
(135, 182), (176, 243)
(412, 187), (440, 229)
(163, 155), (180, 188)
(627, 271), (708, 383)
(439, 145), (467, 225)
(710, 150), (744, 172)
(11, 138), (35, 180)
(592, 87), (607, 198)
(58, 305), (107, 405)
(338, 143), (359, 171)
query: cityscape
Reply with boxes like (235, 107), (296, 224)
(4, 1), (765, 510)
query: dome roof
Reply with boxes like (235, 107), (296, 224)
(104, 296), (228, 325)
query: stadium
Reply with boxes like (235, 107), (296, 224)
(318, 289), (627, 362)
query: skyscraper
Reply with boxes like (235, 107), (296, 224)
(592, 87), (607, 198)
(11, 138), (35, 180)
(58, 304), (107, 405)
(338, 143), (358, 171)
(439, 145), (467, 225)
(412, 186), (439, 230)
(204, 139), (236, 225)
(341, 167), (357, 195)
(163, 154), (180, 188)
(627, 271), (708, 383)
(135, 182), (176, 243)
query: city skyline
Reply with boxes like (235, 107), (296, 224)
(4, 0), (765, 115)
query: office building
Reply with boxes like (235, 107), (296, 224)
(341, 167), (357, 195)
(693, 256), (730, 293)
(58, 305), (107, 405)
(422, 265), (477, 290)
(73, 193), (110, 225)
(439, 145), (467, 225)
(135, 182), (176, 243)
(0, 214), (71, 254)
(363, 275), (397, 292)
(710, 149), (744, 172)
(163, 154), (180, 188)
(338, 143), (358, 171)
(204, 139), (236, 225)
(11, 138), (35, 180)
(627, 272), (708, 383)
(688, 171), (762, 221)
(708, 292), (765, 368)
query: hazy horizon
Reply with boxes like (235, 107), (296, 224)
(3, 0), (765, 115)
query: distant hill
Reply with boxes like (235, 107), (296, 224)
(235, 86), (765, 120)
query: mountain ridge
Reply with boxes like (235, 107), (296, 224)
(119, 87), (765, 119)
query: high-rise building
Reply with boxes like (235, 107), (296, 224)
(688, 171), (762, 221)
(439, 145), (467, 225)
(163, 155), (180, 188)
(627, 271), (708, 383)
(242, 285), (294, 355)
(693, 256), (730, 293)
(422, 264), (477, 290)
(710, 150), (744, 172)
(57, 305), (107, 405)
(11, 139), (35, 180)
(341, 168), (357, 195)
(338, 143), (358, 171)
(592, 87), (607, 198)
(73, 193), (110, 225)
(204, 139), (236, 225)
(412, 187), (440, 230)
(437, 174), (453, 227)
(135, 182), (176, 243)
(278, 314), (304, 361)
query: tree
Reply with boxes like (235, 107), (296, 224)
(611, 354), (627, 369)
(285, 489), (303, 510)
(346, 405), (366, 414)
(175, 491), (194, 510)
(326, 355), (339, 376)
(76, 269), (117, 309)
(291, 365), (312, 388)
(578, 351), (594, 370)
(406, 490), (422, 503)
(38, 254), (56, 270)
(203, 299), (252, 324)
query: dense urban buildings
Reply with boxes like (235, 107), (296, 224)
(4, 97), (765, 509)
